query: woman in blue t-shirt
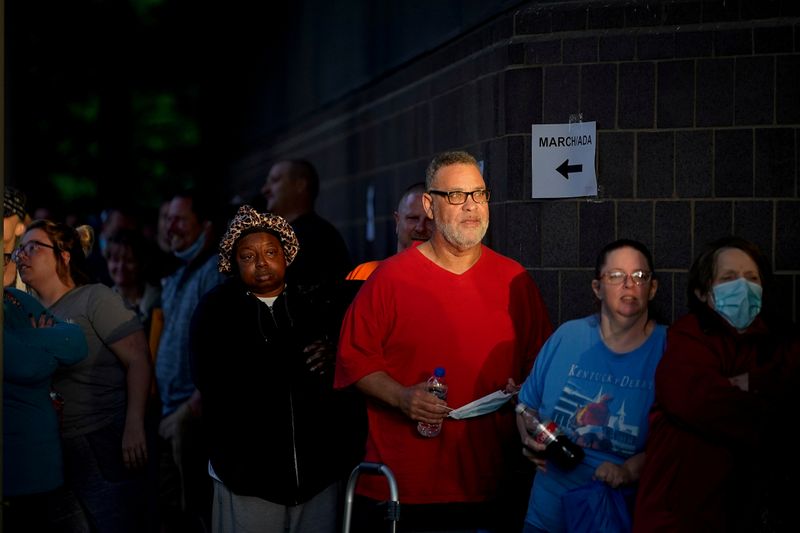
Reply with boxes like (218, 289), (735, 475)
(517, 239), (667, 533)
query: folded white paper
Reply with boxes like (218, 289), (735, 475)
(447, 389), (516, 420)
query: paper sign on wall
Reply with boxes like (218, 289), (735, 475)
(531, 121), (597, 198)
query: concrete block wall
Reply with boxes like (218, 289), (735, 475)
(236, 0), (800, 326)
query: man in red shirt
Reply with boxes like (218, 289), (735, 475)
(335, 151), (553, 531)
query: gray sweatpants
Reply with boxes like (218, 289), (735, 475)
(212, 479), (340, 533)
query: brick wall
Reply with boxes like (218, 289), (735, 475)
(235, 0), (800, 326)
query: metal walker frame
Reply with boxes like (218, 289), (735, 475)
(342, 462), (400, 533)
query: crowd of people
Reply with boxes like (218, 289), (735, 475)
(3, 151), (799, 533)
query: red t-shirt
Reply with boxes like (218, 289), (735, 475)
(335, 245), (552, 504)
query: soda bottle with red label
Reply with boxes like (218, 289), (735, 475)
(516, 402), (584, 470)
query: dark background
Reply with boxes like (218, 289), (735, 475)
(5, 0), (800, 326)
(5, 0), (520, 217)
(6, 0), (283, 215)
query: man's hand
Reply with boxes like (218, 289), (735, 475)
(504, 378), (521, 395)
(158, 402), (189, 441)
(355, 371), (449, 424)
(398, 382), (449, 424)
(158, 401), (197, 465)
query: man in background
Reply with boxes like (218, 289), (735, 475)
(346, 182), (432, 280)
(261, 159), (352, 287)
(155, 190), (224, 532)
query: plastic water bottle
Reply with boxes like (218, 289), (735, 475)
(417, 367), (448, 438)
(515, 402), (584, 470)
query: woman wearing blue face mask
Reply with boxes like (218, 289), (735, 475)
(634, 236), (800, 533)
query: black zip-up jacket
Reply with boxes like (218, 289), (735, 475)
(189, 277), (366, 505)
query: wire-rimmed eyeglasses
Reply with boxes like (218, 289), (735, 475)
(428, 189), (491, 205)
(599, 269), (652, 286)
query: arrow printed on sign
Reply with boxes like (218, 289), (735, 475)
(556, 160), (583, 180)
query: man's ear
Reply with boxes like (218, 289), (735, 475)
(61, 250), (71, 266)
(14, 221), (25, 238)
(591, 279), (601, 300)
(422, 193), (434, 220)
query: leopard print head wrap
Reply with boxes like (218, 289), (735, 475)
(218, 205), (299, 274)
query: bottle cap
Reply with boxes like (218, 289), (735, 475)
(434, 367), (445, 377)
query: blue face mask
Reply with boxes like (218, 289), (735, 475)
(173, 231), (206, 262)
(447, 390), (515, 420)
(711, 277), (762, 330)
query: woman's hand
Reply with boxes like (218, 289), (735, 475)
(729, 372), (749, 392)
(304, 337), (335, 374)
(521, 444), (548, 471)
(110, 331), (152, 471)
(517, 408), (548, 471)
(29, 311), (55, 328)
(594, 453), (645, 488)
(593, 461), (631, 488)
(122, 418), (148, 470)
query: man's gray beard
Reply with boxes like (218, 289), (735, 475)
(436, 218), (488, 250)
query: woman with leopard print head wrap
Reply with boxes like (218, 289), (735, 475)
(189, 204), (366, 533)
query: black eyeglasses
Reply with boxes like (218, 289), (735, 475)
(428, 189), (491, 205)
(10, 240), (57, 263)
(599, 269), (652, 286)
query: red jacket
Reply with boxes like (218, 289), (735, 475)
(633, 309), (798, 532)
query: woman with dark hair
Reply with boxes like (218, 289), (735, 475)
(634, 236), (799, 532)
(517, 239), (666, 532)
(103, 228), (162, 337)
(13, 219), (154, 532)
(190, 205), (365, 533)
